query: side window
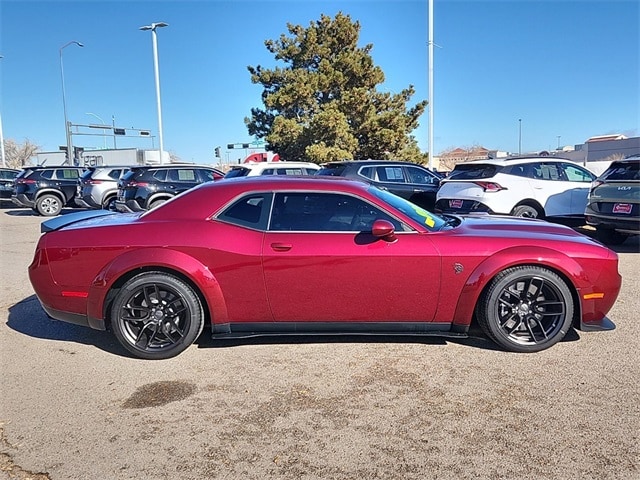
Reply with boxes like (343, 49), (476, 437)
(152, 169), (167, 181)
(168, 169), (196, 182)
(261, 169), (275, 175)
(405, 166), (436, 185)
(269, 192), (403, 232)
(562, 164), (595, 182)
(56, 169), (79, 180)
(534, 163), (562, 181)
(217, 194), (270, 230)
(376, 166), (404, 183)
(358, 166), (375, 180)
(39, 170), (53, 179)
(198, 169), (216, 182)
(108, 169), (122, 180)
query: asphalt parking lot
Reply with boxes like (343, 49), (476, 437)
(1, 206), (639, 480)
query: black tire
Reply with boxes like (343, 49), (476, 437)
(36, 194), (63, 216)
(595, 228), (629, 246)
(477, 266), (573, 353)
(511, 204), (542, 219)
(149, 198), (168, 210)
(102, 196), (117, 211)
(110, 272), (204, 360)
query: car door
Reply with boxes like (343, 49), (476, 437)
(559, 163), (596, 215)
(262, 191), (441, 323)
(55, 168), (80, 202)
(167, 168), (198, 193)
(403, 165), (440, 210)
(527, 162), (575, 217)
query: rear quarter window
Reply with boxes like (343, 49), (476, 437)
(317, 165), (347, 176)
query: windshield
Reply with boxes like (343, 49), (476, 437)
(369, 186), (447, 231)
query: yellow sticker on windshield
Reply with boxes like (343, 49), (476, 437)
(413, 206), (436, 228)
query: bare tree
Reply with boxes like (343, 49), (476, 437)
(3, 138), (40, 168)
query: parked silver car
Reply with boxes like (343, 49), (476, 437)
(76, 166), (132, 210)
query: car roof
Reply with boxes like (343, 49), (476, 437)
(231, 161), (319, 169)
(455, 156), (575, 167)
(322, 160), (426, 167)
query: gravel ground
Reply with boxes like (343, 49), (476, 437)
(1, 206), (638, 480)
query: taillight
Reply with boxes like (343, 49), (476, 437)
(474, 181), (505, 192)
(17, 178), (36, 184)
(129, 181), (149, 187)
(87, 180), (104, 185)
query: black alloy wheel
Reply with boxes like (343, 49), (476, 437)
(477, 266), (573, 352)
(111, 272), (204, 360)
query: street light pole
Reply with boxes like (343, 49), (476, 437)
(139, 22), (168, 165)
(86, 112), (108, 149)
(0, 55), (5, 167)
(518, 118), (522, 155)
(60, 41), (83, 165)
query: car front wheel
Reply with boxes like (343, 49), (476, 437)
(111, 272), (204, 360)
(477, 266), (573, 353)
(36, 194), (63, 216)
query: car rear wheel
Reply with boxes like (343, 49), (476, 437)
(111, 272), (204, 360)
(477, 266), (573, 353)
(102, 196), (117, 211)
(36, 194), (63, 216)
(511, 204), (542, 219)
(149, 198), (168, 210)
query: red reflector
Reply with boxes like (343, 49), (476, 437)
(61, 291), (89, 298)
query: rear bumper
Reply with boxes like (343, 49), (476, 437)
(12, 193), (35, 208)
(115, 199), (143, 213)
(585, 214), (640, 234)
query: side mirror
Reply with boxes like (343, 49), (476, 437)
(371, 219), (397, 242)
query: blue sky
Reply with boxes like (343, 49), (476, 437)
(1, 0), (638, 163)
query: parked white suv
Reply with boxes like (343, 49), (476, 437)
(224, 161), (320, 178)
(435, 157), (596, 224)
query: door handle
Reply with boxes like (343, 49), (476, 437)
(271, 243), (292, 252)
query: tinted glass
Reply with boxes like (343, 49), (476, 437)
(218, 194), (269, 229)
(152, 169), (168, 181)
(376, 166), (404, 183)
(534, 163), (562, 181)
(269, 192), (403, 232)
(40, 170), (53, 179)
(198, 169), (217, 182)
(80, 169), (95, 180)
(602, 162), (640, 181)
(562, 163), (594, 182)
(405, 166), (438, 185)
(316, 165), (347, 176)
(108, 169), (123, 180)
(56, 169), (79, 179)
(167, 169), (196, 182)
(359, 166), (375, 179)
(225, 168), (250, 178)
(448, 164), (499, 180)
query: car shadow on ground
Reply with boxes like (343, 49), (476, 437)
(2, 206), (87, 217)
(6, 295), (131, 358)
(8, 295), (583, 358)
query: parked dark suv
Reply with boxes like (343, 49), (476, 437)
(0, 168), (20, 201)
(12, 166), (84, 216)
(316, 160), (442, 210)
(116, 164), (224, 212)
(585, 155), (639, 245)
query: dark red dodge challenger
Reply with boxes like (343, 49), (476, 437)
(29, 176), (621, 359)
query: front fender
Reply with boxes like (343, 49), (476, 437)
(86, 247), (228, 328)
(451, 246), (586, 327)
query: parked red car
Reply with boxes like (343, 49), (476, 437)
(29, 176), (621, 359)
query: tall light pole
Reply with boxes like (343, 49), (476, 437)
(0, 55), (5, 167)
(518, 118), (522, 155)
(139, 22), (168, 165)
(428, 0), (434, 169)
(86, 112), (108, 149)
(60, 40), (83, 165)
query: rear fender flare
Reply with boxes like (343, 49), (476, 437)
(452, 246), (584, 327)
(36, 189), (66, 202)
(87, 247), (228, 327)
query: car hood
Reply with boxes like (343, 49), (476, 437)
(452, 214), (593, 242)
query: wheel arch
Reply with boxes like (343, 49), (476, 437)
(146, 192), (175, 208)
(87, 248), (228, 330)
(510, 199), (545, 218)
(451, 247), (583, 330)
(35, 189), (65, 202)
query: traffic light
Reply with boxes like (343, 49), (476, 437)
(215, 147), (221, 158)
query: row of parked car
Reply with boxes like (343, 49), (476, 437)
(2, 155), (639, 244)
